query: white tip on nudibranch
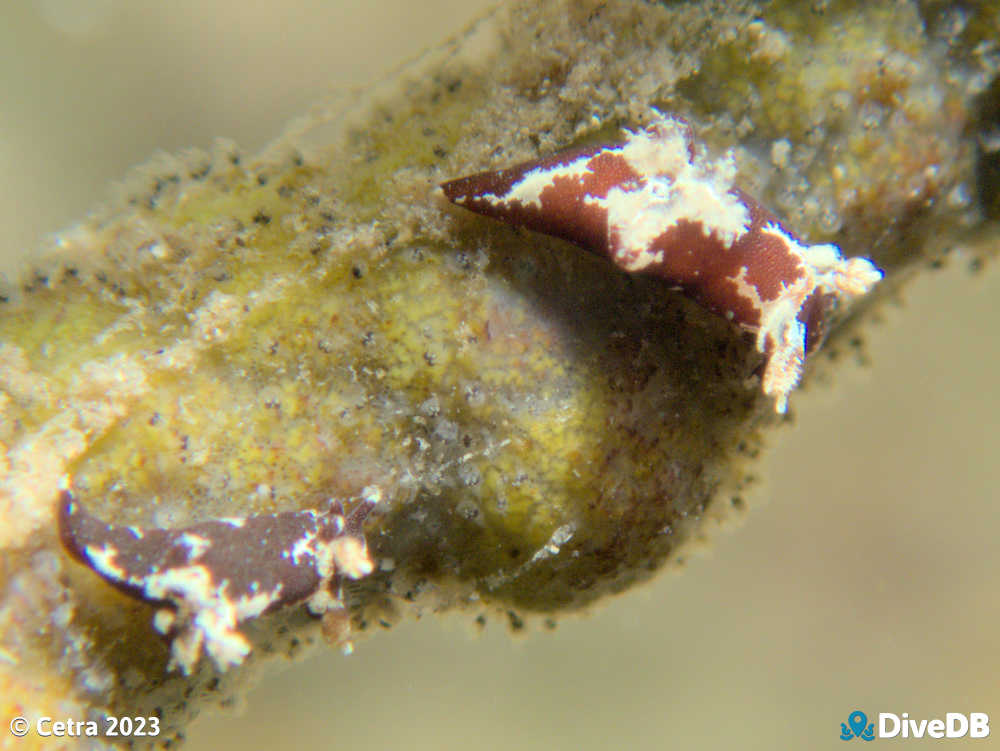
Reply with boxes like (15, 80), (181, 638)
(755, 228), (882, 414)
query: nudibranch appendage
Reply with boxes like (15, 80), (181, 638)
(59, 488), (380, 674)
(441, 115), (882, 413)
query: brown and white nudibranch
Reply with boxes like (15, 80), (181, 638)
(441, 114), (883, 413)
(58, 486), (381, 674)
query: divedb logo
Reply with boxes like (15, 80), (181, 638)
(840, 710), (991, 741)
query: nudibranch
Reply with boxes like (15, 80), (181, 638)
(441, 114), (882, 413)
(59, 486), (380, 674)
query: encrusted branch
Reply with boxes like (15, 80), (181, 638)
(1, 0), (998, 746)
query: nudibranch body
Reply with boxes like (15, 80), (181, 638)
(441, 115), (882, 413)
(59, 487), (380, 674)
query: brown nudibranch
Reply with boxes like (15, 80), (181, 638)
(58, 486), (380, 674)
(441, 114), (882, 413)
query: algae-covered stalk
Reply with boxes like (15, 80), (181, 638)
(1, 0), (997, 746)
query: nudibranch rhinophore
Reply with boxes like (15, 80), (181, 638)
(441, 114), (883, 413)
(59, 487), (380, 674)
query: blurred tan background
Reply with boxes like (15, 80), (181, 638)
(2, 2), (997, 749)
